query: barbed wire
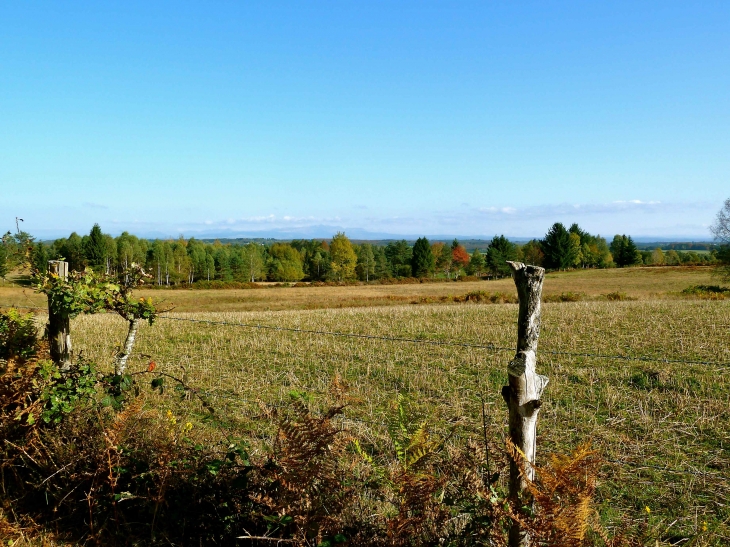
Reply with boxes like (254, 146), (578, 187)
(1, 304), (727, 367)
(0, 303), (46, 311)
(157, 315), (729, 368)
(602, 458), (723, 478)
(2, 306), (726, 481)
(193, 389), (726, 479)
(161, 315), (518, 351)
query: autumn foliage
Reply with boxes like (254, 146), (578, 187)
(452, 244), (470, 267)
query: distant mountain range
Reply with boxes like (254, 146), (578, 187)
(36, 225), (715, 248)
(125, 226), (715, 245)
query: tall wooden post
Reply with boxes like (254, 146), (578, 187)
(47, 260), (72, 369)
(502, 262), (548, 547)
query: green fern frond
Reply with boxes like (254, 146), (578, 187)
(353, 439), (373, 465)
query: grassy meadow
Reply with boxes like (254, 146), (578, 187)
(3, 266), (729, 543)
(0, 265), (721, 312)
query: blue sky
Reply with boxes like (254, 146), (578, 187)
(1, 1), (728, 240)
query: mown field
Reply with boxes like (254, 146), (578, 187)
(4, 266), (729, 543)
(0, 266), (720, 312)
(69, 305), (729, 542)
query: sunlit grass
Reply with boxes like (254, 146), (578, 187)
(0, 265), (720, 312)
(68, 298), (730, 542)
(4, 266), (728, 542)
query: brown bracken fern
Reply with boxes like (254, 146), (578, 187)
(255, 397), (353, 544)
(506, 438), (600, 547)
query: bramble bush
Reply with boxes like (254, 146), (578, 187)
(37, 359), (99, 424)
(682, 284), (730, 299)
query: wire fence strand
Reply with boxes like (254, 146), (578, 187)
(157, 315), (729, 368)
(1, 304), (727, 367)
(3, 303), (727, 479)
(196, 388), (726, 479)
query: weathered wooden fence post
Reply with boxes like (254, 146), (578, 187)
(47, 260), (72, 369)
(502, 261), (548, 547)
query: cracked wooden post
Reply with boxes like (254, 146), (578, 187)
(47, 260), (72, 369)
(502, 261), (548, 547)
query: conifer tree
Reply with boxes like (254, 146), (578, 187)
(485, 235), (517, 277)
(84, 224), (107, 271)
(610, 235), (641, 267)
(411, 237), (434, 278)
(0, 242), (7, 279)
(540, 223), (576, 270)
(32, 242), (49, 274)
(385, 240), (412, 277)
(374, 246), (391, 279)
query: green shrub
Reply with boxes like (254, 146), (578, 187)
(682, 285), (730, 299)
(0, 308), (38, 360)
(455, 291), (518, 304)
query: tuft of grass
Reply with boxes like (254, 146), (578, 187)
(544, 292), (585, 303)
(601, 291), (636, 301)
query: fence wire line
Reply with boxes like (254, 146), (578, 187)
(1, 304), (726, 367)
(3, 303), (725, 479)
(198, 389), (724, 479)
(157, 315), (729, 368)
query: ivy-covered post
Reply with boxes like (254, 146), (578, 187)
(502, 261), (548, 547)
(47, 260), (71, 369)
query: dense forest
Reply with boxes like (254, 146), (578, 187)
(0, 222), (719, 285)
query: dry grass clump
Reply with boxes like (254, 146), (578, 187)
(543, 292), (586, 303)
(681, 285), (730, 300)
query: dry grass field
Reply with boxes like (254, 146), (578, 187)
(0, 266), (720, 312)
(64, 297), (730, 543)
(3, 266), (729, 543)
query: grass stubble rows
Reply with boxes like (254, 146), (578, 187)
(0, 265), (720, 312)
(3, 267), (728, 543)
(67, 297), (730, 543)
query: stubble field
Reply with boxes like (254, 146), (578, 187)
(3, 266), (729, 542)
(0, 266), (719, 312)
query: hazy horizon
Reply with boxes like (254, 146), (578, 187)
(27, 224), (718, 245)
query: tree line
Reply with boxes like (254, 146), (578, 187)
(0, 222), (719, 285)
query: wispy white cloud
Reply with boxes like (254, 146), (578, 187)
(155, 199), (717, 239)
